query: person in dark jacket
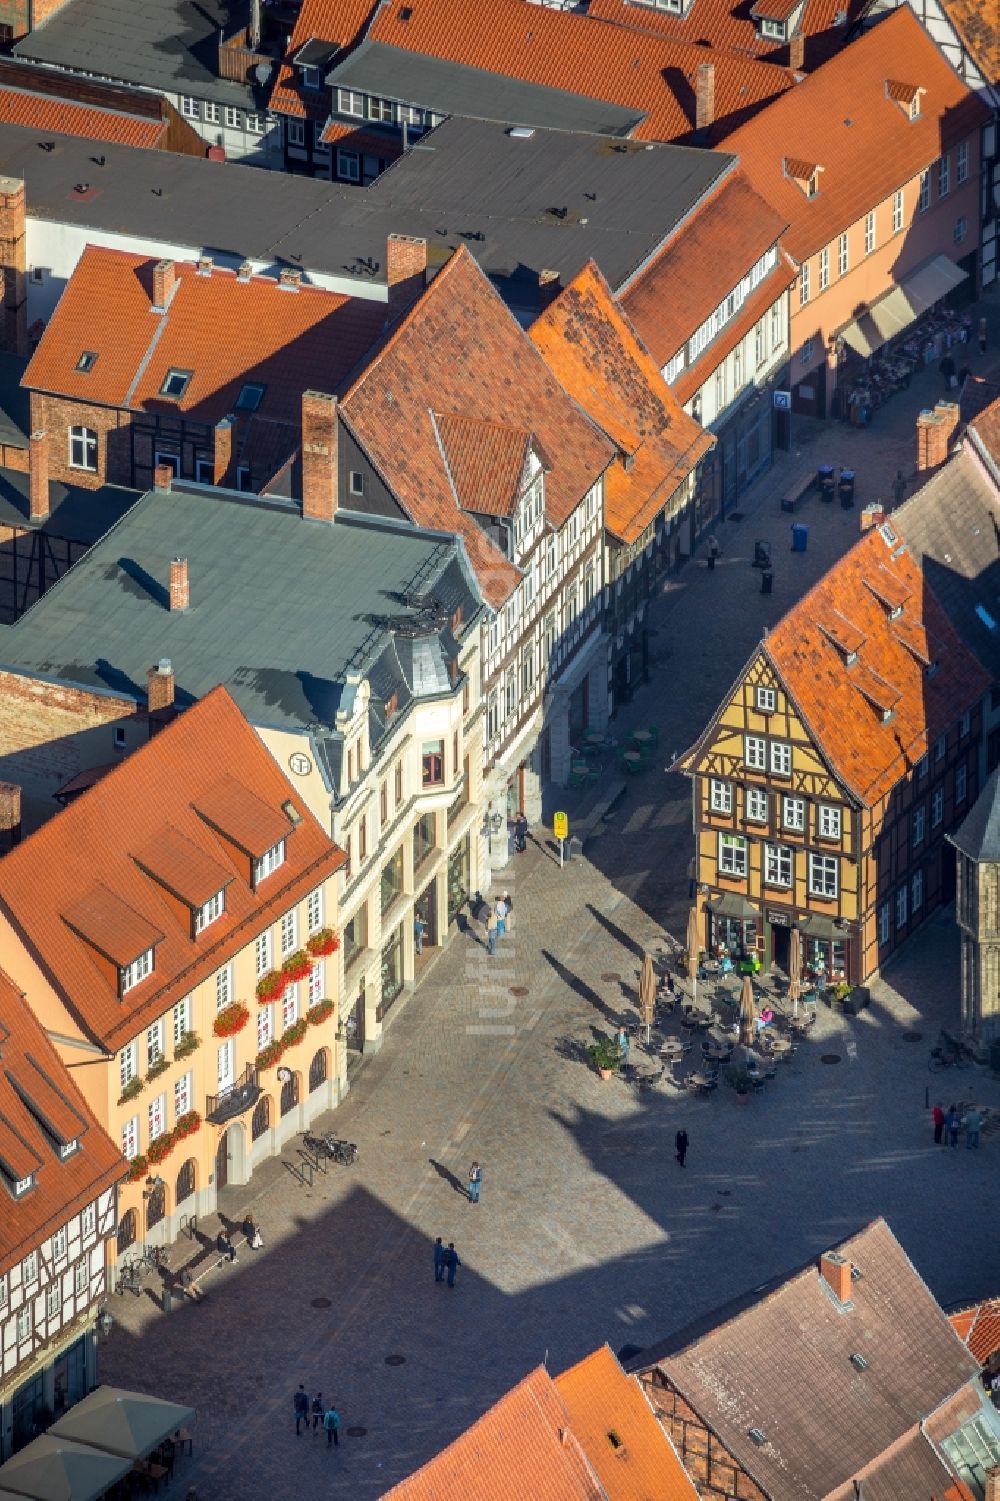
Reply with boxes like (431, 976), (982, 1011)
(675, 1129), (689, 1168)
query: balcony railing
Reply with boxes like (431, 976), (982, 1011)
(206, 1065), (261, 1125)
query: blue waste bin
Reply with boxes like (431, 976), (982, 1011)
(791, 522), (808, 553)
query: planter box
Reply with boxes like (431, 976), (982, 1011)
(841, 986), (870, 1016)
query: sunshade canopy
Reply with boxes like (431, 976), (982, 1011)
(48, 1387), (194, 1462)
(0, 1436), (130, 1501)
(838, 254), (968, 359)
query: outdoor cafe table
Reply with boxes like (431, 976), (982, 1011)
(660, 1039), (685, 1058)
(633, 730), (653, 744)
(686, 1071), (717, 1092)
(623, 750), (642, 765)
(768, 1037), (793, 1058)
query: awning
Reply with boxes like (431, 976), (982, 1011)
(707, 892), (759, 919)
(0, 1435), (130, 1501)
(800, 914), (841, 939)
(838, 255), (969, 359)
(49, 1387), (194, 1462)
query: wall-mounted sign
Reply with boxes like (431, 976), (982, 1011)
(766, 909), (791, 926)
(288, 752), (313, 777)
(772, 390), (791, 411)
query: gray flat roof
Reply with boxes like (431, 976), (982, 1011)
(0, 468), (140, 543)
(0, 114), (730, 299)
(14, 0), (259, 107)
(328, 40), (645, 137)
(0, 487), (483, 747)
(0, 353), (29, 450)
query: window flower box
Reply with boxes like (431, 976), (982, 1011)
(146, 1057), (170, 1083)
(174, 1031), (201, 1060)
(281, 1017), (309, 1050)
(307, 928), (340, 958)
(256, 969), (287, 1005)
(214, 1001), (250, 1038)
(175, 1110), (201, 1139)
(306, 998), (335, 1027)
(255, 1039), (286, 1071)
(147, 1133), (175, 1165)
(117, 1077), (144, 1106)
(126, 1154), (148, 1182)
(281, 949), (313, 984)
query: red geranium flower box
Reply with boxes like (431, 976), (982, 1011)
(281, 950), (313, 984)
(214, 1001), (250, 1038)
(256, 970), (286, 1005)
(307, 929), (340, 958)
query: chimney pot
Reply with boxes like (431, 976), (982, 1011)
(152, 259), (175, 311)
(820, 1250), (854, 1304)
(169, 557), (189, 612)
(278, 267), (302, 290)
(196, 256), (213, 277)
(0, 781), (21, 850)
(147, 660), (176, 719)
(29, 429), (49, 520)
(153, 462), (173, 493)
(696, 62), (716, 134)
(237, 260), (252, 282)
(301, 391), (338, 523)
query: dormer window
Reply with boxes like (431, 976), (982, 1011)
(120, 947), (154, 995)
(194, 888), (225, 934)
(253, 840), (286, 887)
(784, 158), (823, 198)
(885, 80), (925, 120)
(760, 17), (786, 38)
(58, 1139), (79, 1160)
(13, 1173), (34, 1197)
(159, 369), (192, 400)
(301, 65), (321, 88)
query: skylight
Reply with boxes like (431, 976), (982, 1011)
(976, 604), (998, 632)
(236, 382), (266, 412)
(160, 369), (193, 400)
(75, 351), (98, 374)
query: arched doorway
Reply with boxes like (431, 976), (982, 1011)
(176, 1158), (196, 1206)
(116, 1209), (137, 1257)
(215, 1122), (247, 1190)
(251, 1095), (271, 1142)
(280, 1072), (300, 1117)
(308, 1048), (328, 1093)
(145, 1182), (166, 1232)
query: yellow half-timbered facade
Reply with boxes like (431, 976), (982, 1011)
(679, 520), (990, 985)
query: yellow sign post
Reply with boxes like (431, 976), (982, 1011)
(554, 811), (568, 867)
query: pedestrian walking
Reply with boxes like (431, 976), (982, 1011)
(965, 1106), (982, 1149)
(486, 912), (498, 956)
(446, 1243), (461, 1287)
(495, 897), (507, 938)
(892, 470), (907, 508)
(242, 1213), (263, 1250)
(323, 1405), (341, 1448)
(414, 915), (426, 955)
(293, 1385), (309, 1436)
(216, 1231), (237, 1263)
(514, 812), (528, 854)
(433, 1237), (445, 1282)
(616, 1026), (629, 1064)
(707, 535), (720, 571)
(675, 1129), (689, 1168)
(932, 1101), (945, 1145)
(468, 1162), (483, 1204)
(311, 1392), (324, 1435)
(940, 352), (956, 390)
(179, 1266), (201, 1302)
(980, 316), (988, 355)
(502, 890), (512, 927)
(947, 1104), (961, 1148)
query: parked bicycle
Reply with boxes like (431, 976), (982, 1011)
(928, 1033), (971, 1072)
(115, 1261), (144, 1297)
(303, 1132), (359, 1165)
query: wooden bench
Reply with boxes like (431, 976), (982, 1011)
(779, 465), (818, 513)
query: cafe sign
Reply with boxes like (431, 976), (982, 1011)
(767, 909), (791, 926)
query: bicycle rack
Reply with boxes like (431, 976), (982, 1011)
(180, 1213), (198, 1242)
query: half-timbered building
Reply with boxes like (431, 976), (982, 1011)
(677, 517), (990, 985)
(0, 968), (121, 1462)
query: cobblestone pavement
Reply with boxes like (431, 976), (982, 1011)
(99, 306), (1000, 1498)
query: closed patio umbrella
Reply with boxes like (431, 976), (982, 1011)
(788, 928), (802, 1018)
(738, 973), (755, 1052)
(686, 905), (701, 1008)
(639, 952), (656, 1044)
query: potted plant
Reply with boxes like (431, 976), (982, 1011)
(306, 998), (335, 1026)
(214, 1001), (250, 1038)
(255, 1038), (285, 1071)
(281, 1017), (309, 1050)
(146, 1057), (170, 1083)
(307, 928), (340, 958)
(256, 970), (286, 1005)
(724, 1065), (753, 1102)
(174, 1031), (201, 1060)
(174, 1110), (201, 1139)
(587, 1034), (623, 1080)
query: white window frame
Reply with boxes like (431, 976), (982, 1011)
(148, 1092), (166, 1141)
(837, 232), (849, 277)
(172, 996), (191, 1047)
(217, 1039), (235, 1093)
(756, 686), (776, 712)
(913, 805), (926, 846)
(892, 189), (904, 233)
(818, 247), (829, 293)
(799, 262), (810, 307)
(746, 788), (768, 823)
(74, 1260), (89, 1295)
(46, 1284), (61, 1319)
(216, 962), (232, 1011)
(818, 805), (842, 840)
(957, 140), (969, 184)
(280, 909), (298, 955)
(879, 901), (890, 945)
(257, 1003), (273, 1051)
(864, 210), (876, 256)
(225, 105), (242, 129)
(203, 101), (220, 124)
(783, 796), (805, 832)
(195, 889), (225, 933)
(718, 834), (748, 878)
(121, 1115), (139, 1160)
(337, 149), (360, 182)
(308, 959), (324, 1006)
(287, 119), (305, 147)
(956, 764), (968, 804)
(17, 1306), (32, 1342)
(338, 88), (365, 116)
(808, 853), (838, 899)
(710, 779), (733, 814)
(174, 1070), (192, 1120)
(69, 425), (98, 471)
(23, 1250), (38, 1283)
(120, 1041), (137, 1093)
(919, 171), (930, 213)
(896, 885), (908, 929)
(912, 868), (924, 911)
(770, 741), (792, 776)
(180, 95), (199, 119)
(282, 982), (299, 1030)
(938, 154), (950, 198)
(744, 735), (766, 771)
(0, 1273), (6, 1308)
(307, 887), (323, 934)
(82, 1203), (96, 1237)
(932, 786), (945, 827)
(246, 112), (265, 133)
(255, 931), (272, 977)
(146, 1020), (163, 1070)
(253, 840), (286, 886)
(121, 948), (153, 994)
(51, 1227), (67, 1259)
(764, 843), (792, 887)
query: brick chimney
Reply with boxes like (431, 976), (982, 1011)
(151, 259), (175, 312)
(147, 658), (176, 721)
(0, 176), (28, 356)
(788, 32), (804, 69)
(301, 390), (338, 523)
(985, 1464), (1000, 1501)
(933, 399), (961, 451)
(28, 429), (48, 520)
(237, 260), (252, 282)
(213, 416), (234, 487)
(196, 256), (213, 277)
(695, 63), (715, 134)
(386, 234), (427, 319)
(153, 462), (173, 493)
(819, 1250), (853, 1304)
(169, 558), (189, 612)
(278, 267), (302, 290)
(0, 781), (21, 851)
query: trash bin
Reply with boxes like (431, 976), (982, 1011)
(839, 469), (855, 508)
(817, 464), (835, 501)
(753, 539), (772, 569)
(761, 568), (773, 594)
(791, 522), (808, 553)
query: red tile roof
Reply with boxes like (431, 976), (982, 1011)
(530, 261), (713, 542)
(0, 968), (123, 1271)
(366, 0), (796, 143)
(319, 118), (405, 159)
(672, 253), (797, 405)
(24, 246), (387, 428)
(0, 90), (165, 148)
(588, 0), (866, 67)
(270, 0), (378, 116)
(950, 1301), (1000, 1365)
(621, 171), (788, 369)
(720, 6), (992, 260)
(939, 0), (1000, 86)
(762, 519), (991, 805)
(0, 687), (345, 1051)
(270, 61), (334, 120)
(434, 413), (532, 518)
(341, 247), (616, 607)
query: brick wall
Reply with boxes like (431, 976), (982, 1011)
(640, 1371), (769, 1500)
(0, 176), (27, 357)
(28, 391), (132, 489)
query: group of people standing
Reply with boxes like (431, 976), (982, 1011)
(293, 1385), (341, 1447)
(932, 1101), (982, 1149)
(433, 1239), (462, 1286)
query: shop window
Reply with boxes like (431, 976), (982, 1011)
(421, 740), (444, 786)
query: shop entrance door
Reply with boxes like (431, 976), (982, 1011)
(771, 924), (790, 975)
(415, 879), (438, 948)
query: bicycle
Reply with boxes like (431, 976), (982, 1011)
(928, 1035), (971, 1072)
(115, 1262), (144, 1297)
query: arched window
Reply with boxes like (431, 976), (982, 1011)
(116, 1208), (137, 1257)
(251, 1095), (270, 1141)
(308, 1049), (328, 1093)
(175, 1158), (196, 1205)
(68, 426), (98, 472)
(280, 1073), (299, 1117)
(145, 1183), (166, 1231)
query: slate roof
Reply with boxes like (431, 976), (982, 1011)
(14, 0), (259, 109)
(0, 484), (483, 766)
(0, 687), (345, 1051)
(949, 769), (1000, 864)
(364, 0), (796, 144)
(341, 247), (616, 607)
(24, 246), (387, 425)
(0, 968), (123, 1270)
(529, 261), (714, 542)
(938, 0), (1000, 85)
(720, 6), (991, 260)
(969, 391), (1000, 485)
(632, 1218), (981, 1501)
(587, 0), (867, 69)
(825, 1429), (973, 1501)
(620, 171), (788, 366)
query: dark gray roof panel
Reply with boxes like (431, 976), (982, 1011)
(328, 40), (645, 136)
(0, 488), (483, 737)
(950, 769), (1000, 863)
(0, 353), (29, 450)
(15, 0), (258, 106)
(0, 466), (139, 543)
